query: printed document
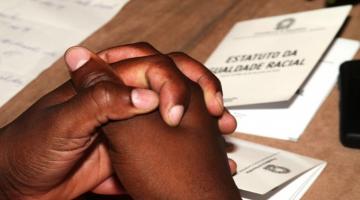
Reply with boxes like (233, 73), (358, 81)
(230, 38), (360, 140)
(225, 136), (326, 200)
(0, 0), (129, 107)
(205, 6), (351, 106)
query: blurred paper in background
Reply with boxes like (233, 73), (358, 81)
(0, 0), (129, 107)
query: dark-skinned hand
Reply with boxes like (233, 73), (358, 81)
(0, 43), (237, 199)
(69, 46), (241, 200)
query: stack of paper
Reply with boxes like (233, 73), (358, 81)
(0, 0), (129, 107)
(225, 136), (327, 200)
(230, 38), (359, 140)
(205, 6), (359, 140)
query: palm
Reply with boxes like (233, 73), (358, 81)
(45, 139), (114, 198)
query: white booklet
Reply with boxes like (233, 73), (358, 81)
(230, 38), (360, 141)
(0, 0), (130, 107)
(225, 136), (326, 200)
(205, 6), (352, 106)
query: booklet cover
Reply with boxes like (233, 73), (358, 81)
(225, 136), (326, 200)
(205, 6), (352, 106)
(230, 38), (360, 141)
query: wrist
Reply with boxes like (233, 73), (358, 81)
(0, 128), (36, 200)
(0, 128), (15, 200)
(0, 168), (45, 200)
(0, 128), (18, 199)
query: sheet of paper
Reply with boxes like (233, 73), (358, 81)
(230, 38), (360, 141)
(225, 136), (326, 199)
(205, 6), (351, 106)
(242, 163), (326, 200)
(0, 0), (130, 107)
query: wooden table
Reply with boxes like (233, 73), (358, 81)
(1, 0), (359, 199)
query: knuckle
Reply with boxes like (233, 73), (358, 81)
(168, 52), (193, 65)
(100, 50), (112, 62)
(152, 54), (174, 66)
(132, 42), (157, 53)
(90, 82), (131, 113)
(148, 55), (177, 75)
(168, 52), (222, 90)
(168, 51), (188, 59)
(147, 55), (191, 94)
(80, 71), (115, 88)
(210, 74), (222, 87)
(89, 82), (116, 111)
(195, 67), (222, 88)
(199, 73), (222, 90)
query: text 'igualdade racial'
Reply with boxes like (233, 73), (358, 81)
(209, 50), (305, 74)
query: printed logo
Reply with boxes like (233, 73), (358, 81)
(276, 18), (295, 30)
(264, 164), (291, 174)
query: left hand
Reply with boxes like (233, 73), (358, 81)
(67, 47), (240, 199)
(0, 44), (237, 199)
(72, 44), (238, 195)
(97, 42), (237, 133)
(0, 50), (160, 199)
(92, 43), (238, 194)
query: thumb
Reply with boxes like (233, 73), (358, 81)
(47, 82), (159, 140)
(49, 46), (160, 138)
(65, 46), (160, 113)
(65, 46), (124, 89)
(0, 48), (160, 198)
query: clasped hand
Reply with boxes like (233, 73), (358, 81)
(0, 43), (239, 200)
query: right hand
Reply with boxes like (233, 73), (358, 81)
(69, 45), (238, 195)
(104, 84), (241, 199)
(69, 48), (241, 199)
(0, 43), (238, 199)
(97, 42), (237, 133)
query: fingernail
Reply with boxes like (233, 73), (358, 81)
(65, 47), (91, 71)
(228, 159), (237, 175)
(131, 88), (159, 110)
(168, 105), (184, 126)
(216, 91), (224, 108)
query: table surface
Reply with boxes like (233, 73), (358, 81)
(1, 0), (359, 199)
